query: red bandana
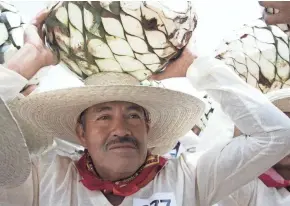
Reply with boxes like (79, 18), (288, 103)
(259, 168), (290, 188)
(76, 152), (167, 197)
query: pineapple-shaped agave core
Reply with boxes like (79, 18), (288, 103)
(44, 1), (197, 81)
(200, 15), (290, 133)
(215, 18), (290, 94)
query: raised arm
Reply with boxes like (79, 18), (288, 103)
(186, 56), (290, 205)
(0, 10), (56, 102)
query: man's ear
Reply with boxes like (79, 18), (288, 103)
(76, 123), (88, 148)
(146, 123), (150, 133)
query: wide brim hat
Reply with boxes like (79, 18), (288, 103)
(13, 72), (205, 156)
(0, 96), (30, 188)
(267, 88), (290, 112)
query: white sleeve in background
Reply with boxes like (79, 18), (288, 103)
(186, 56), (290, 205)
(219, 178), (290, 206)
(0, 65), (28, 102)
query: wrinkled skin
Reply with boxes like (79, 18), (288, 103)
(75, 101), (150, 205)
(76, 101), (150, 182)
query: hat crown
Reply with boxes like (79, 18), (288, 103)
(84, 72), (139, 86)
(84, 72), (165, 88)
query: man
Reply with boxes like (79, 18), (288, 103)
(217, 88), (290, 206)
(1, 9), (290, 206)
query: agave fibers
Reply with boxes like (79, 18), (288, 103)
(44, 1), (197, 81)
(0, 1), (25, 63)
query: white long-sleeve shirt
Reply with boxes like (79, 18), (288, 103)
(1, 56), (290, 206)
(218, 178), (290, 206)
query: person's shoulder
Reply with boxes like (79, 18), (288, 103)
(180, 151), (205, 166)
(54, 153), (80, 170)
(165, 151), (205, 173)
(33, 148), (80, 175)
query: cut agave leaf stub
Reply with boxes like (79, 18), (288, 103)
(44, 1), (197, 81)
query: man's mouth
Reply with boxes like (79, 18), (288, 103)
(108, 143), (137, 150)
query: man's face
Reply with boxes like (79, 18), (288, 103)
(76, 101), (149, 181)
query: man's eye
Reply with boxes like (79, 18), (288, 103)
(129, 114), (141, 119)
(97, 115), (110, 120)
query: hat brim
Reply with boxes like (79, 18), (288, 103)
(267, 88), (290, 112)
(0, 97), (30, 188)
(14, 85), (205, 155)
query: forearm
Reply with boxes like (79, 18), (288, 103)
(0, 43), (49, 101)
(5, 43), (47, 80)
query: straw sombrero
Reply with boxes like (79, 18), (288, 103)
(13, 72), (205, 156)
(267, 88), (290, 112)
(0, 96), (30, 188)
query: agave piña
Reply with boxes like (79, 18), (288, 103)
(215, 19), (290, 94)
(44, 1), (197, 82)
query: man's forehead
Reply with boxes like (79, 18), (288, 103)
(88, 101), (144, 112)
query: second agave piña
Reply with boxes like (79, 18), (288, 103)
(215, 18), (290, 94)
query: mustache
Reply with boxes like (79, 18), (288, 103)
(104, 136), (139, 150)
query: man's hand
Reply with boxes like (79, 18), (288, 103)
(25, 9), (57, 67)
(5, 8), (57, 80)
(150, 48), (197, 81)
(259, 1), (290, 25)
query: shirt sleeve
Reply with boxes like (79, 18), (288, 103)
(185, 56), (290, 205)
(219, 178), (290, 206)
(0, 151), (60, 206)
(217, 180), (255, 206)
(0, 64), (28, 102)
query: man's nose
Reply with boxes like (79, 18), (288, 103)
(111, 118), (132, 137)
